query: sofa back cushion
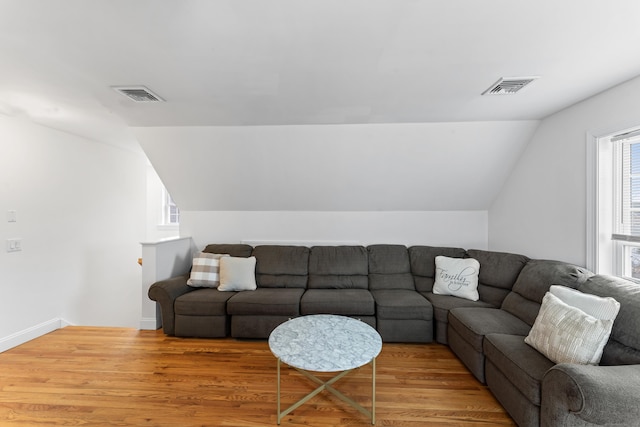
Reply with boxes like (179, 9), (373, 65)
(579, 274), (640, 365)
(308, 246), (368, 289)
(203, 244), (253, 258)
(501, 259), (592, 326)
(367, 244), (415, 291)
(252, 245), (309, 289)
(408, 246), (466, 293)
(467, 249), (529, 307)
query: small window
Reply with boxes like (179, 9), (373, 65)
(162, 188), (180, 225)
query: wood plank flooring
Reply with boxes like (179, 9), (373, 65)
(0, 327), (514, 426)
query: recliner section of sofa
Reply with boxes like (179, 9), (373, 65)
(408, 245), (492, 345)
(170, 244), (253, 338)
(447, 259), (594, 426)
(443, 251), (533, 382)
(228, 245), (309, 338)
(368, 244), (433, 342)
(448, 259), (592, 383)
(300, 246), (376, 328)
(419, 248), (530, 345)
(485, 260), (595, 424)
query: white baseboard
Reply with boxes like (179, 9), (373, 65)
(0, 318), (70, 353)
(140, 317), (161, 331)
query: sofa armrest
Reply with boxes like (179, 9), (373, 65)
(541, 363), (640, 427)
(148, 274), (191, 336)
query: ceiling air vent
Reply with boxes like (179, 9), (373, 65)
(482, 76), (539, 96)
(112, 86), (164, 102)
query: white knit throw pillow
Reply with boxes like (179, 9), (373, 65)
(525, 292), (616, 365)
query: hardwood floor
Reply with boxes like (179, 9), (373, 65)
(0, 327), (514, 426)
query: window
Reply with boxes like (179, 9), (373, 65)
(162, 187), (180, 225)
(590, 127), (640, 281)
(611, 130), (640, 279)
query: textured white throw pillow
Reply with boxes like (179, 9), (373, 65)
(218, 256), (257, 292)
(433, 256), (480, 301)
(187, 253), (228, 288)
(549, 285), (620, 321)
(525, 292), (615, 365)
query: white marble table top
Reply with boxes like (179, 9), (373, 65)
(268, 315), (382, 372)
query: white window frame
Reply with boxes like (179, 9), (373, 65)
(588, 124), (640, 281)
(160, 187), (180, 227)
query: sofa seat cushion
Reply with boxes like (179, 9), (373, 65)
(484, 333), (555, 406)
(226, 288), (304, 316)
(371, 289), (432, 320)
(424, 292), (494, 322)
(175, 289), (235, 316)
(448, 307), (531, 353)
(301, 289), (375, 316)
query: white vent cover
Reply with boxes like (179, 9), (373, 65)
(112, 86), (164, 102)
(482, 76), (539, 95)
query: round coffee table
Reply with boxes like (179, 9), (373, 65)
(268, 314), (382, 425)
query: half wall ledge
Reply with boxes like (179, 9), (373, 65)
(140, 236), (193, 330)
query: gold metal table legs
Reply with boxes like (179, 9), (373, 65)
(276, 357), (376, 425)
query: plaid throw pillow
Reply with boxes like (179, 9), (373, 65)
(187, 253), (228, 288)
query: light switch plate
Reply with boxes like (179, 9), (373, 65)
(7, 238), (22, 252)
(7, 210), (16, 222)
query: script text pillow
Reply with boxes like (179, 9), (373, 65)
(218, 256), (257, 291)
(187, 253), (228, 288)
(525, 292), (615, 365)
(433, 256), (480, 301)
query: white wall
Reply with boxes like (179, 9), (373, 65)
(0, 116), (147, 347)
(489, 75), (640, 266)
(181, 210), (488, 251)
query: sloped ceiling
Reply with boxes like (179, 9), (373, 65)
(2, 1), (640, 211)
(135, 121), (539, 211)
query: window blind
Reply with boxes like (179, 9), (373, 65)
(612, 130), (640, 242)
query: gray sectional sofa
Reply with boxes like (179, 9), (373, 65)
(148, 243), (640, 427)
